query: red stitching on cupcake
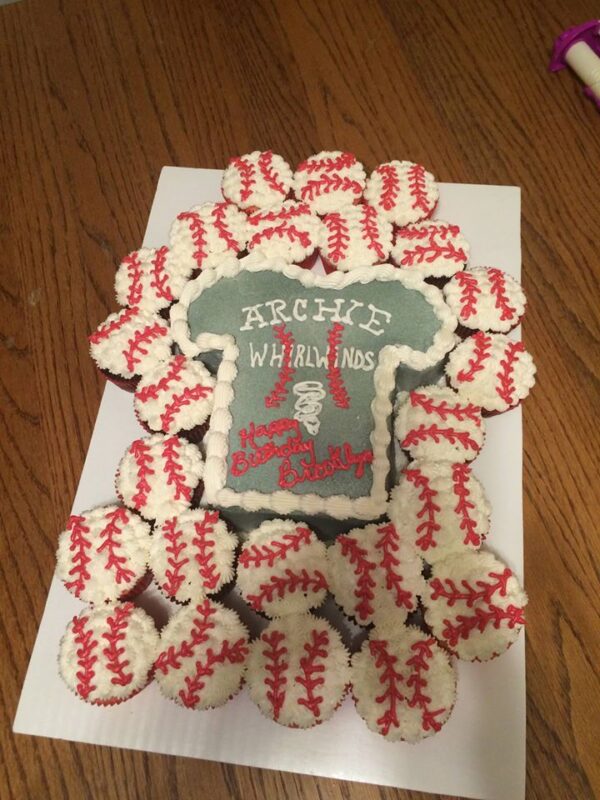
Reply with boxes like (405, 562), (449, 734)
(72, 615), (98, 700)
(249, 204), (310, 223)
(410, 391), (481, 425)
(496, 341), (525, 406)
(375, 523), (413, 610)
(123, 322), (168, 373)
(396, 223), (460, 241)
(452, 463), (481, 547)
(102, 603), (135, 686)
(407, 164), (430, 212)
(369, 639), (405, 736)
(162, 436), (192, 502)
(264, 325), (295, 408)
(374, 165), (399, 211)
(230, 156), (255, 202)
(64, 515), (92, 597)
(136, 356), (187, 403)
(149, 246), (174, 303)
(323, 212), (350, 263)
(130, 439), (154, 509)
(405, 638), (445, 732)
(160, 384), (213, 431)
(250, 222), (312, 249)
(258, 150), (287, 196)
(212, 203), (241, 251)
(179, 637), (248, 708)
(246, 569), (327, 613)
(122, 252), (144, 307)
(296, 629), (329, 718)
(456, 332), (493, 382)
(177, 211), (208, 267)
(296, 153), (356, 173)
(361, 204), (386, 261)
(161, 517), (190, 598)
(89, 307), (138, 344)
(300, 174), (363, 203)
(399, 238), (466, 267)
(401, 425), (480, 452)
(155, 599), (216, 674)
(192, 510), (220, 591)
(326, 323), (350, 409)
(404, 468), (441, 551)
(430, 568), (525, 647)
(488, 268), (516, 321)
(239, 526), (312, 569)
(338, 535), (376, 621)
(262, 630), (288, 721)
(97, 507), (136, 586)
(454, 271), (481, 320)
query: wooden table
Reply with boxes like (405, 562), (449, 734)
(1, 1), (598, 798)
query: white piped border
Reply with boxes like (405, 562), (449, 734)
(170, 254), (457, 519)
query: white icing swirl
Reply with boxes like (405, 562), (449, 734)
(443, 266), (527, 332)
(364, 161), (438, 226)
(222, 151), (293, 210)
(169, 202), (248, 272)
(292, 151), (366, 215)
(246, 201), (322, 262)
(321, 203), (393, 271)
(392, 220), (469, 278)
(114, 247), (190, 313)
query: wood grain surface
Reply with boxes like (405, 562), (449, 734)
(1, 1), (598, 798)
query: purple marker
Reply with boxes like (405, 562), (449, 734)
(549, 20), (600, 110)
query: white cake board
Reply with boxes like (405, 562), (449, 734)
(14, 169), (525, 800)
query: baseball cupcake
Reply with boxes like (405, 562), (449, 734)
(169, 201), (248, 274)
(389, 461), (490, 564)
(446, 332), (536, 413)
(424, 551), (527, 661)
(292, 151), (366, 215)
(395, 387), (485, 462)
(116, 433), (203, 523)
(89, 307), (173, 390)
(320, 204), (393, 272)
(443, 267), (527, 332)
(237, 520), (328, 617)
(246, 614), (350, 728)
(327, 522), (424, 627)
(221, 151), (293, 211)
(133, 354), (215, 440)
(56, 505), (151, 604)
(246, 201), (322, 268)
(352, 626), (457, 742)
(392, 220), (469, 278)
(154, 598), (249, 709)
(364, 160), (438, 227)
(59, 602), (159, 705)
(114, 246), (190, 314)
(150, 509), (237, 603)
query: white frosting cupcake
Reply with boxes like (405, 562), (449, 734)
(221, 151), (293, 210)
(169, 201), (248, 271)
(443, 267), (526, 332)
(352, 626), (456, 742)
(446, 332), (536, 413)
(89, 307), (172, 380)
(292, 151), (366, 215)
(114, 246), (190, 313)
(59, 603), (159, 704)
(56, 505), (151, 603)
(237, 520), (328, 617)
(392, 220), (469, 278)
(246, 614), (350, 728)
(320, 204), (392, 271)
(116, 433), (203, 522)
(364, 161), (438, 226)
(424, 551), (527, 661)
(389, 461), (490, 563)
(134, 355), (215, 435)
(150, 509), (237, 603)
(395, 386), (485, 462)
(327, 522), (424, 627)
(246, 201), (322, 263)
(155, 599), (249, 709)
